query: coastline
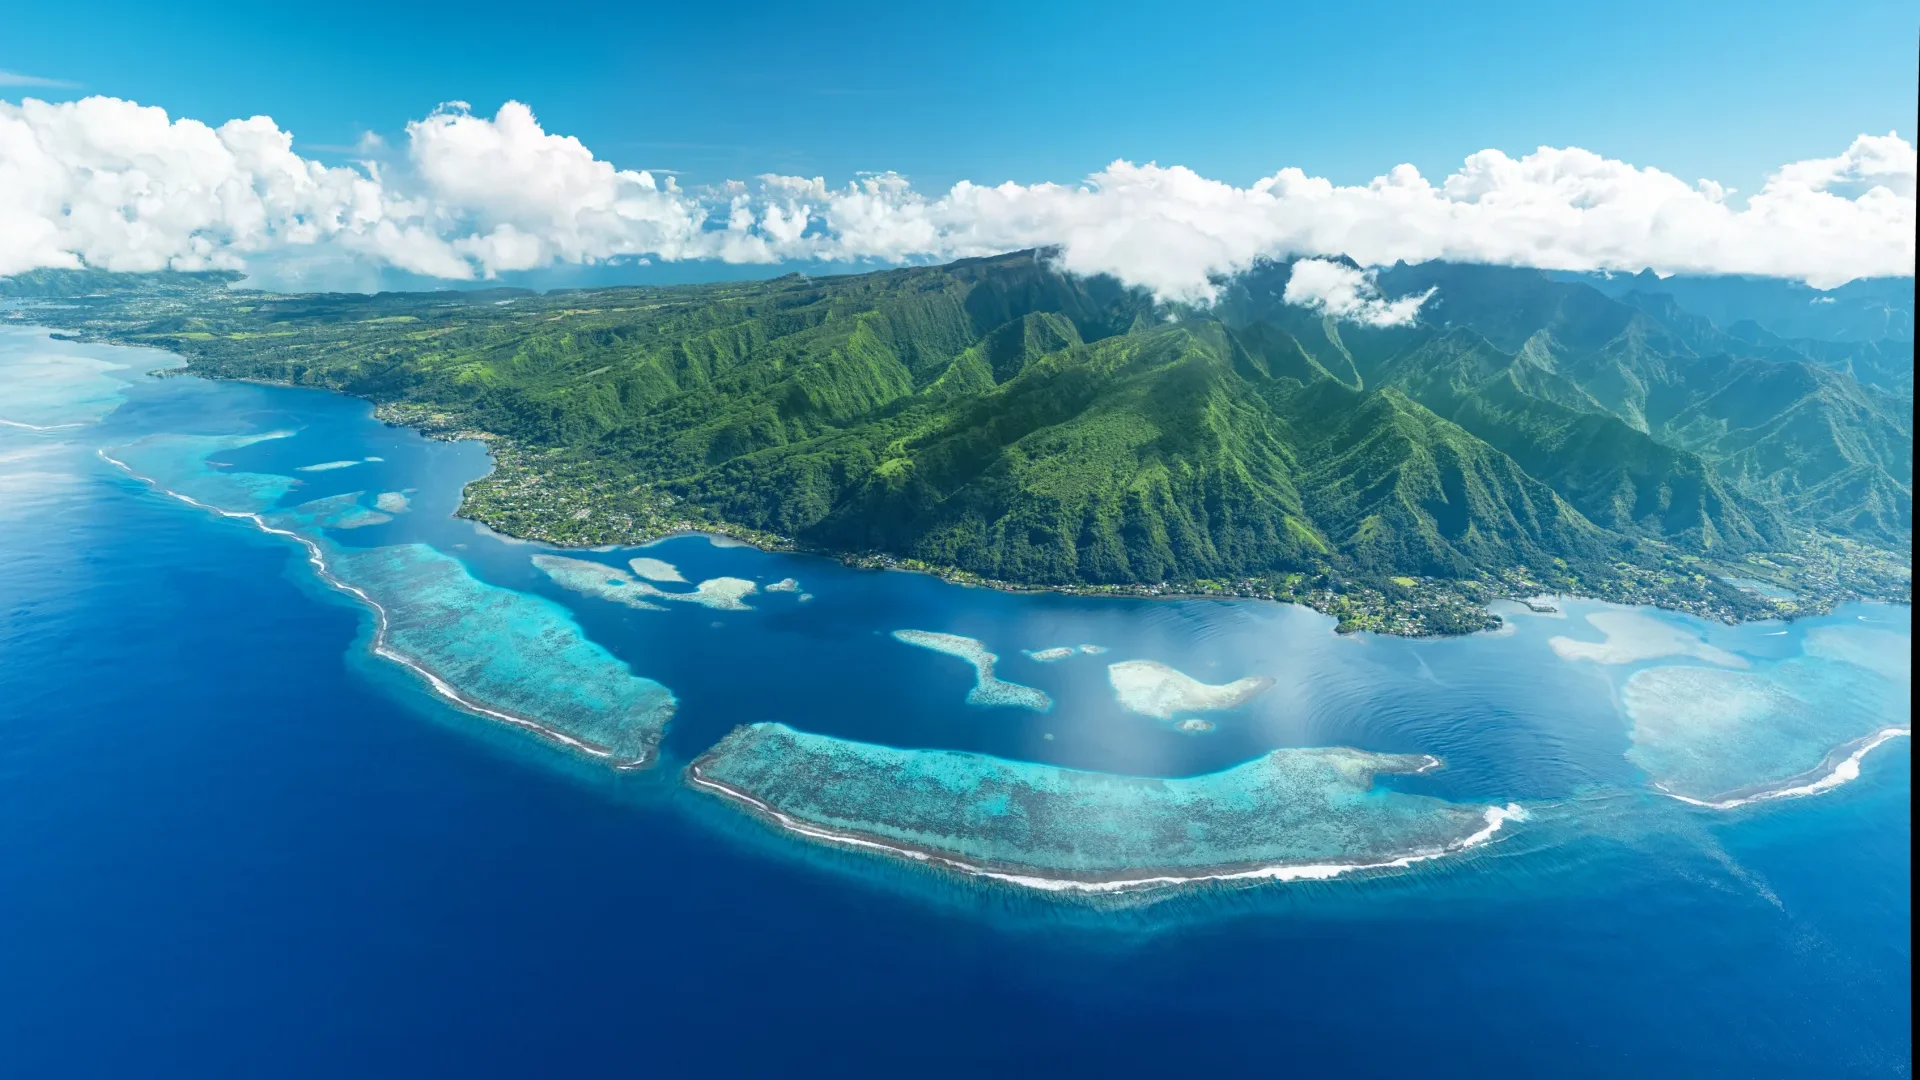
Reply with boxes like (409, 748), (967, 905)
(484, 510), (1906, 643)
(25, 326), (1911, 640)
(31, 330), (1908, 906)
(684, 759), (1528, 895)
(415, 421), (1909, 641)
(96, 448), (658, 770)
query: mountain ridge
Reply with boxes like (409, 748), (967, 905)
(6, 252), (1910, 630)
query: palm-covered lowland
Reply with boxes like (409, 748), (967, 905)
(9, 252), (1911, 632)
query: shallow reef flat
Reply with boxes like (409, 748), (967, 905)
(689, 723), (1519, 892)
(284, 492), (391, 530)
(533, 554), (669, 611)
(0, 333), (138, 430)
(374, 491), (411, 514)
(656, 576), (757, 610)
(1623, 653), (1907, 808)
(534, 554), (756, 610)
(1805, 624), (1912, 683)
(892, 630), (1051, 711)
(104, 432), (298, 513)
(1107, 659), (1273, 720)
(1024, 644), (1102, 663)
(1549, 611), (1746, 668)
(105, 435), (679, 766)
(332, 543), (677, 766)
(627, 557), (686, 583)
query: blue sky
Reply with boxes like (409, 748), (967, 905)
(6, 0), (1914, 195)
(2, 1), (1914, 292)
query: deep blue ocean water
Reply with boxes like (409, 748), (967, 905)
(0, 324), (1910, 1076)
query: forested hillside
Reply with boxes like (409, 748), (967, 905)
(10, 251), (1911, 622)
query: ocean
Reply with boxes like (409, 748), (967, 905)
(0, 324), (1910, 1076)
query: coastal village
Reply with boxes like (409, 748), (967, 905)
(404, 408), (1904, 639)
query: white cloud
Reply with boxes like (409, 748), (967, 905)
(767, 135), (1914, 296)
(0, 93), (1913, 300)
(0, 96), (414, 277)
(1282, 259), (1433, 326)
(407, 101), (706, 274)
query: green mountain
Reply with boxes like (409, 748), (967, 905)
(1365, 263), (1911, 545)
(10, 252), (1911, 600)
(1556, 268), (1914, 344)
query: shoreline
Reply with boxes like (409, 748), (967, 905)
(685, 760), (1527, 895)
(29, 331), (1905, 640)
(45, 336), (1912, 899)
(96, 448), (656, 771)
(517, 515), (1913, 642)
(1654, 727), (1912, 811)
(480, 509), (1895, 644)
(438, 449), (1905, 641)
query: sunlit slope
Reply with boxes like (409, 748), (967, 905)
(1363, 262), (1913, 546)
(16, 250), (1910, 587)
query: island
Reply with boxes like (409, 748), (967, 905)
(687, 723), (1525, 892)
(7, 253), (1909, 638)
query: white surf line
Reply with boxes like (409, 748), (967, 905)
(1, 417), (91, 431)
(98, 448), (648, 769)
(1655, 727), (1911, 811)
(686, 764), (1526, 894)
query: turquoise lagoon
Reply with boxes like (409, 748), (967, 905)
(104, 430), (677, 767)
(0, 323), (1911, 1074)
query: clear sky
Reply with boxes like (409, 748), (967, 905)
(5, 0), (1914, 194)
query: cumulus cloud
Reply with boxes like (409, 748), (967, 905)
(0, 96), (404, 277)
(762, 135), (1914, 296)
(1, 93), (1913, 301)
(1282, 259), (1433, 326)
(409, 101), (706, 274)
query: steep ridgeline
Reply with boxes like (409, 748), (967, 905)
(1360, 263), (1911, 544)
(1557, 269), (1915, 348)
(14, 252), (1911, 594)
